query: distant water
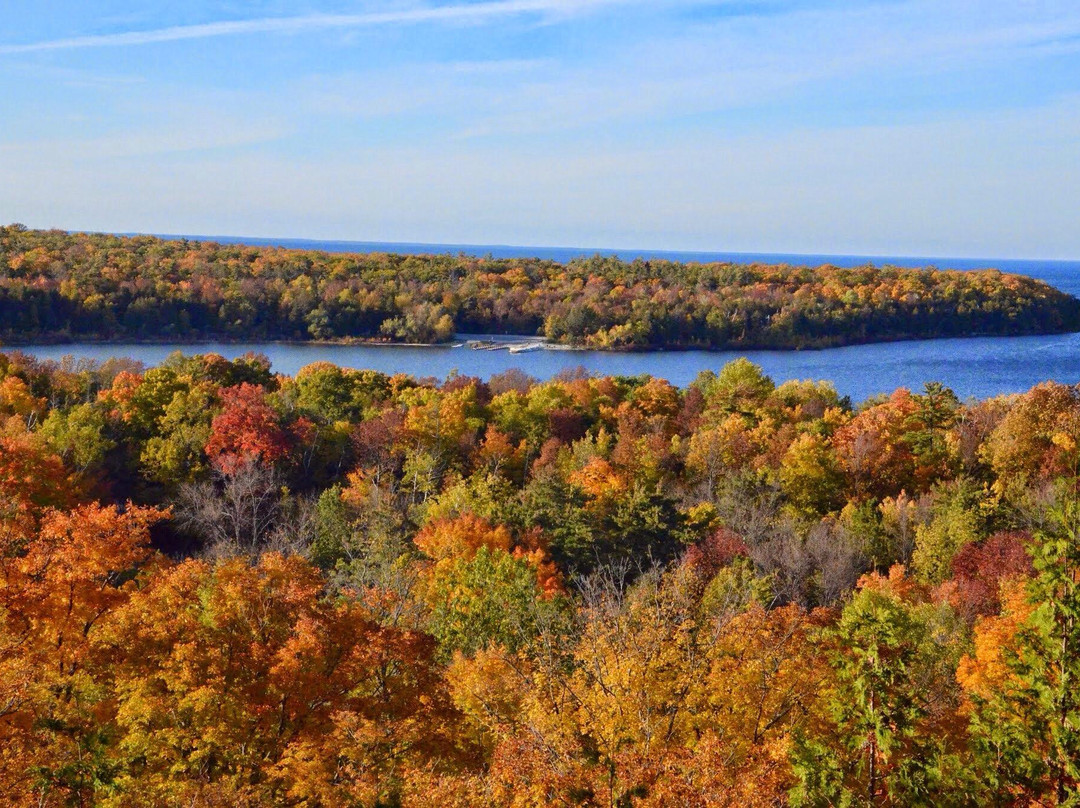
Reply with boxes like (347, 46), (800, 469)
(25, 235), (1080, 401)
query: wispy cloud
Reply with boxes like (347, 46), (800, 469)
(283, 1), (1080, 140)
(3, 0), (1080, 257)
(7, 96), (1078, 256)
(0, 0), (629, 55)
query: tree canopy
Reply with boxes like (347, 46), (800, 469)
(1, 350), (1079, 804)
(2, 225), (1078, 348)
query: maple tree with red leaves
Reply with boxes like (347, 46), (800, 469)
(204, 382), (291, 474)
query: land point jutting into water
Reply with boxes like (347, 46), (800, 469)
(3, 224), (1079, 350)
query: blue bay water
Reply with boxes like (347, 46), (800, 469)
(20, 236), (1080, 402)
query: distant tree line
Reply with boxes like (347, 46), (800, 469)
(2, 224), (1078, 347)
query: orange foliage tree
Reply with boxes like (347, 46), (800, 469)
(0, 503), (164, 806)
(98, 554), (468, 806)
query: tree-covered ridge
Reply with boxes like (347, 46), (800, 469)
(3, 224), (1078, 347)
(3, 351), (1080, 804)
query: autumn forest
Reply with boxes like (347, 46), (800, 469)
(2, 225), (1079, 348)
(1, 347), (1079, 806)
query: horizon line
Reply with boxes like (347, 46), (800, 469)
(109, 229), (1079, 267)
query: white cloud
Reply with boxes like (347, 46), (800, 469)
(2, 0), (1079, 258)
(271, 0), (1080, 141)
(0, 0), (646, 54)
(5, 96), (1078, 258)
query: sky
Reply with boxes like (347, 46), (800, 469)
(1, 1), (1079, 259)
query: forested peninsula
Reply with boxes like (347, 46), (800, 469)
(3, 224), (1078, 348)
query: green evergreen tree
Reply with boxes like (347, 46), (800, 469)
(964, 493), (1080, 805)
(792, 581), (965, 806)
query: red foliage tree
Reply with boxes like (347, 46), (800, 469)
(204, 383), (290, 474)
(684, 526), (750, 577)
(949, 530), (1033, 620)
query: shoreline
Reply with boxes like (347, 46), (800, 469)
(4, 325), (1080, 355)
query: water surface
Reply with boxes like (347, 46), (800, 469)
(17, 332), (1080, 403)
(27, 239), (1080, 402)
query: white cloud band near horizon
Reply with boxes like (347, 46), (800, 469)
(3, 0), (1080, 258)
(0, 0), (622, 55)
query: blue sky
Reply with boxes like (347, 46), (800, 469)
(1, 1), (1079, 258)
